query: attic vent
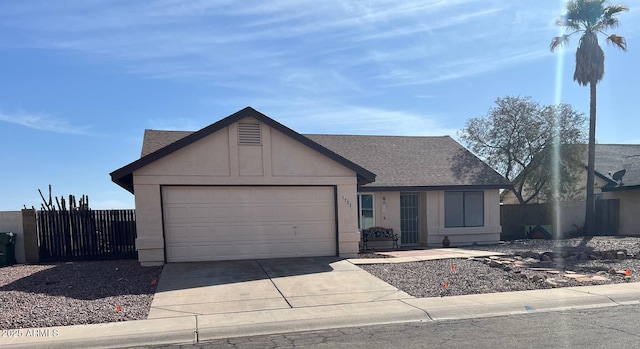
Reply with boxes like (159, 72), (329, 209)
(238, 122), (261, 145)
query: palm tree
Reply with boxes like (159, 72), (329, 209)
(550, 0), (627, 235)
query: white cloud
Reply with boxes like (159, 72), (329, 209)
(0, 111), (90, 135)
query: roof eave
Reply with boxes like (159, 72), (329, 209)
(359, 184), (512, 192)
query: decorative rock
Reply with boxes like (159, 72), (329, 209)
(608, 268), (618, 275)
(489, 261), (503, 268)
(532, 274), (546, 282)
(542, 254), (552, 262)
(616, 251), (627, 260)
(564, 273), (587, 279)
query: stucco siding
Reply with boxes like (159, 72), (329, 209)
(361, 189), (501, 249)
(604, 190), (640, 236)
(427, 189), (502, 246)
(132, 119), (359, 264)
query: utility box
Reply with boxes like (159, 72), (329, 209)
(0, 232), (16, 267)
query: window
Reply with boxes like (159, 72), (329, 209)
(445, 191), (484, 227)
(357, 194), (374, 230)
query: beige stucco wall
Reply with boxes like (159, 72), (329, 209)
(425, 189), (502, 247)
(132, 118), (359, 265)
(362, 189), (502, 249)
(603, 190), (640, 236)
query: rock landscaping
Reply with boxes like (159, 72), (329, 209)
(361, 237), (640, 298)
(0, 260), (162, 330)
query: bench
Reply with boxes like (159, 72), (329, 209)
(362, 227), (398, 250)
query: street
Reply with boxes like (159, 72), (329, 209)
(132, 304), (640, 349)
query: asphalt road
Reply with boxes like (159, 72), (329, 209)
(133, 304), (640, 349)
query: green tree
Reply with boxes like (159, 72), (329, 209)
(459, 96), (587, 205)
(550, 0), (628, 235)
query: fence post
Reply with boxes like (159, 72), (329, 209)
(21, 209), (40, 263)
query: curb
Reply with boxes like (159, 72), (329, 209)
(2, 283), (640, 349)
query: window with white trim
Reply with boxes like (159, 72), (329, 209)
(445, 191), (484, 227)
(357, 194), (374, 230)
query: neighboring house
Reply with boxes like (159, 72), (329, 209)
(599, 146), (640, 236)
(501, 144), (640, 236)
(111, 107), (510, 266)
(501, 144), (640, 204)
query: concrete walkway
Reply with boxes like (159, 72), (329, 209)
(3, 250), (640, 349)
(348, 247), (506, 265)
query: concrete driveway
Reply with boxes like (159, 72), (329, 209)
(147, 257), (412, 319)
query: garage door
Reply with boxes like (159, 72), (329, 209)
(162, 186), (336, 262)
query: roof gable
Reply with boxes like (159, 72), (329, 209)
(110, 107), (376, 193)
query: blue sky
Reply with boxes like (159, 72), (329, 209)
(1, 1), (638, 211)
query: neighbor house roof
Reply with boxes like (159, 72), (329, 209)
(110, 107), (376, 193)
(305, 134), (511, 190)
(596, 144), (640, 191)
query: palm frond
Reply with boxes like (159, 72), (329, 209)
(550, 35), (570, 51)
(606, 34), (627, 51)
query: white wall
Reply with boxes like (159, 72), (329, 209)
(0, 211), (25, 264)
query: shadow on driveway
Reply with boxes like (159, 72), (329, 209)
(155, 256), (341, 293)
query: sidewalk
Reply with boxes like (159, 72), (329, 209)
(3, 250), (640, 349)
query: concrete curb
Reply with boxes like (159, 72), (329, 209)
(0, 316), (197, 349)
(2, 283), (639, 349)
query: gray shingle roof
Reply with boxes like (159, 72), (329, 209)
(137, 129), (510, 189)
(595, 144), (640, 190)
(141, 130), (193, 157)
(305, 134), (510, 188)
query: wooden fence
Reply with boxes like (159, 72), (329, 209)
(500, 199), (619, 240)
(37, 209), (137, 262)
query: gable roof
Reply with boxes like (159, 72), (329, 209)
(305, 134), (510, 190)
(110, 107), (376, 193)
(596, 144), (640, 191)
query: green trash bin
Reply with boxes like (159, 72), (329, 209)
(0, 232), (16, 267)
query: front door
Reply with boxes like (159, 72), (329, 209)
(400, 193), (419, 245)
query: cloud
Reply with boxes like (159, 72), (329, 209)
(0, 111), (90, 134)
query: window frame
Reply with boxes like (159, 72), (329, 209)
(357, 193), (375, 230)
(444, 191), (484, 228)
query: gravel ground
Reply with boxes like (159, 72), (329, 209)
(2, 237), (638, 330)
(0, 260), (162, 330)
(361, 237), (640, 298)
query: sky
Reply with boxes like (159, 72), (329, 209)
(1, 0), (639, 211)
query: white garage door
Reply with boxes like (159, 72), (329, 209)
(162, 186), (336, 262)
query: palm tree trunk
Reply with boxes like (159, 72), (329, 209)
(584, 81), (597, 235)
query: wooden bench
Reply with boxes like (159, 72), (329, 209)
(362, 227), (398, 250)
